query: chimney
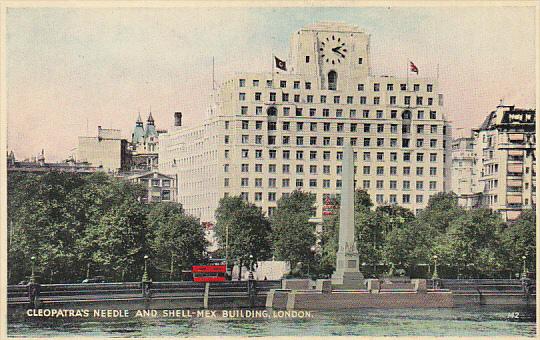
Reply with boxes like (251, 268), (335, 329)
(174, 112), (182, 127)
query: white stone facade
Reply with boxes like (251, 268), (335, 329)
(159, 22), (451, 222)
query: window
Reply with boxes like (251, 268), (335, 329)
(377, 152), (384, 161)
(377, 124), (384, 133)
(337, 152), (343, 160)
(255, 164), (262, 172)
(417, 153), (424, 162)
(296, 137), (304, 146)
(430, 167), (437, 176)
(255, 92), (262, 101)
(239, 93), (246, 101)
(296, 122), (304, 131)
(430, 111), (437, 119)
(336, 109), (343, 117)
(390, 96), (396, 105)
(241, 135), (249, 143)
(224, 178), (230, 187)
(282, 136), (290, 145)
(390, 166), (397, 175)
(293, 81), (300, 89)
(306, 82), (311, 89)
(413, 84), (420, 91)
(416, 167), (424, 176)
(307, 95), (313, 103)
(328, 71), (338, 90)
(403, 152), (411, 162)
(390, 180), (397, 190)
(390, 152), (397, 161)
(239, 79), (246, 87)
(282, 178), (290, 187)
(430, 153), (437, 162)
(373, 97), (380, 105)
(294, 95), (300, 103)
(374, 83), (380, 91)
(241, 149), (248, 158)
(241, 178), (249, 187)
(416, 96), (423, 105)
(255, 192), (262, 201)
(269, 92), (276, 101)
(427, 84), (433, 92)
(376, 110), (383, 119)
(269, 149), (276, 158)
(224, 121), (230, 129)
(364, 138), (371, 147)
(347, 96), (353, 104)
(416, 195), (423, 203)
(310, 165), (317, 174)
(390, 138), (397, 147)
(224, 135), (230, 144)
(282, 164), (290, 173)
(267, 80), (273, 88)
(255, 149), (263, 159)
(310, 136), (317, 145)
(416, 139), (424, 147)
(428, 98), (433, 105)
(268, 121), (276, 130)
(360, 96), (367, 104)
(256, 121), (263, 129)
(400, 83), (407, 91)
(403, 180), (411, 190)
(403, 166), (411, 175)
(350, 109), (357, 118)
(255, 178), (263, 187)
(417, 110), (424, 119)
(358, 83), (364, 91)
(430, 139), (437, 148)
(363, 180), (370, 189)
(376, 195), (384, 204)
(310, 151), (317, 160)
(404, 96), (411, 105)
(269, 178), (277, 187)
(323, 151), (331, 160)
(268, 192), (276, 201)
(363, 152), (371, 161)
(430, 125), (438, 134)
(334, 96), (340, 104)
(376, 166), (384, 175)
(337, 123), (344, 132)
(224, 164), (229, 172)
(402, 194), (410, 204)
(320, 95), (327, 103)
(376, 180), (384, 189)
(296, 179), (304, 188)
(296, 150), (304, 160)
(280, 80), (286, 88)
(377, 138), (384, 147)
(282, 93), (289, 101)
(255, 106), (262, 115)
(429, 181), (437, 190)
(241, 106), (248, 115)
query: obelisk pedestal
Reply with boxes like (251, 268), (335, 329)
(331, 143), (364, 288)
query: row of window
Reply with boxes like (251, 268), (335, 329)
(240, 120), (440, 133)
(232, 135), (441, 148)
(240, 106), (439, 119)
(232, 163), (440, 176)
(239, 78), (434, 93)
(239, 92), (436, 107)
(238, 190), (431, 205)
(230, 149), (441, 162)
(235, 177), (438, 190)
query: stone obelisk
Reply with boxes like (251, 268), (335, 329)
(331, 143), (364, 287)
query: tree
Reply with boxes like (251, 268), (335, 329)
(436, 208), (506, 278)
(500, 209), (536, 276)
(147, 202), (207, 280)
(417, 192), (464, 233)
(271, 190), (317, 274)
(214, 196), (272, 279)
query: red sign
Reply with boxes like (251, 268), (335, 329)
(192, 265), (226, 273)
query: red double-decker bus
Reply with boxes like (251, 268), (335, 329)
(192, 259), (228, 282)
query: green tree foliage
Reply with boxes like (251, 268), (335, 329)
(8, 172), (207, 284)
(271, 190), (317, 272)
(147, 203), (208, 280)
(500, 209), (536, 275)
(214, 196), (272, 278)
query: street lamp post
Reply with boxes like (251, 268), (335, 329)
(30, 256), (36, 284)
(142, 255), (150, 282)
(432, 255), (439, 280)
(248, 255), (254, 280)
(86, 263), (91, 280)
(521, 255), (527, 279)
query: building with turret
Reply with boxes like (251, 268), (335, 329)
(130, 112), (164, 171)
(159, 22), (452, 222)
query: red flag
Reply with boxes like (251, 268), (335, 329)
(410, 61), (419, 74)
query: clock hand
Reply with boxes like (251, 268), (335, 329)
(331, 46), (342, 52)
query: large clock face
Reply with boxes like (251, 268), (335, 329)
(319, 35), (348, 65)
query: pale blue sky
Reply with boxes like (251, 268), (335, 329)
(7, 6), (536, 161)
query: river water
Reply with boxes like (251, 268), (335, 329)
(9, 306), (536, 337)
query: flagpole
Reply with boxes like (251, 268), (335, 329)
(406, 59), (409, 91)
(271, 53), (274, 87)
